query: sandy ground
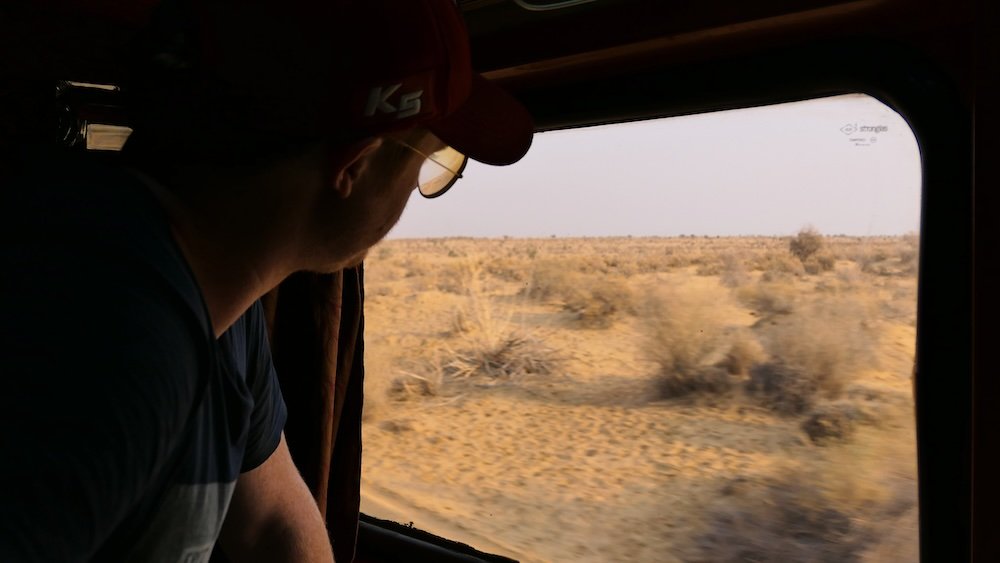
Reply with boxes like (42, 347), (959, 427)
(359, 237), (918, 562)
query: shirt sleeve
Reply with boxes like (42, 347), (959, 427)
(239, 301), (288, 472)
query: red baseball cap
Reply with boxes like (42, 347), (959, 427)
(194, 0), (534, 165)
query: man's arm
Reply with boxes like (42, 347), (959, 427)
(217, 433), (334, 563)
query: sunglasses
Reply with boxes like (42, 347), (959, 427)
(389, 137), (469, 199)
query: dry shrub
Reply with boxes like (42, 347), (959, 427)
(802, 406), (856, 444)
(434, 262), (467, 294)
(483, 257), (528, 283)
(804, 252), (837, 275)
(718, 334), (766, 376)
(665, 250), (700, 269)
(719, 253), (751, 288)
(695, 260), (723, 276)
(693, 252), (750, 283)
(399, 257), (429, 279)
(525, 261), (633, 328)
(801, 400), (881, 445)
(641, 286), (740, 399)
(790, 226), (824, 263)
(698, 474), (873, 562)
(562, 279), (634, 328)
(635, 255), (673, 274)
(751, 251), (805, 276)
(736, 280), (798, 316)
(698, 413), (918, 562)
(746, 362), (820, 415)
(603, 256), (638, 277)
(749, 299), (877, 414)
(523, 261), (576, 300)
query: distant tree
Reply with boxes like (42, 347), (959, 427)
(789, 226), (823, 263)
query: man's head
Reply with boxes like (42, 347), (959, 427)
(126, 0), (533, 270)
(299, 128), (450, 269)
(128, 0), (533, 162)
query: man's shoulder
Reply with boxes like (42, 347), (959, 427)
(2, 151), (214, 376)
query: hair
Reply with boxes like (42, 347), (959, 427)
(121, 0), (331, 173)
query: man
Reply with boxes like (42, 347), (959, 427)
(0, 0), (533, 561)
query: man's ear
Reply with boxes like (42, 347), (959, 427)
(330, 138), (383, 199)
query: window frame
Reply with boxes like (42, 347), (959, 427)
(357, 37), (972, 561)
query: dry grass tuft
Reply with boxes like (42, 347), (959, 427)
(382, 356), (446, 402)
(446, 272), (561, 382)
(446, 334), (559, 381)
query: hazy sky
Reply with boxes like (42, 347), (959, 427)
(388, 94), (921, 239)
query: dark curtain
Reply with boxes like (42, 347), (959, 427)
(263, 266), (366, 563)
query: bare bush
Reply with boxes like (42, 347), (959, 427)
(698, 475), (872, 562)
(804, 252), (836, 275)
(746, 362), (820, 415)
(483, 257), (528, 283)
(562, 279), (634, 328)
(718, 335), (766, 376)
(736, 280), (798, 316)
(523, 261), (576, 300)
(434, 262), (467, 294)
(524, 260), (634, 328)
(748, 299), (878, 414)
(751, 251), (805, 276)
(695, 260), (723, 276)
(790, 227), (824, 263)
(719, 253), (751, 288)
(801, 399), (882, 445)
(641, 286), (740, 399)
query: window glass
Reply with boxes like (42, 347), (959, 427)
(361, 94), (920, 563)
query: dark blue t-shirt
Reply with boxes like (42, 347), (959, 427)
(0, 151), (287, 562)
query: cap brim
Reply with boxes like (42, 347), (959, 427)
(428, 74), (534, 166)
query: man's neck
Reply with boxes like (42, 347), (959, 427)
(132, 166), (304, 338)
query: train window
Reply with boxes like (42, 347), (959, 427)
(361, 93), (920, 562)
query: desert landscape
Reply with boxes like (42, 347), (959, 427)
(359, 232), (919, 563)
